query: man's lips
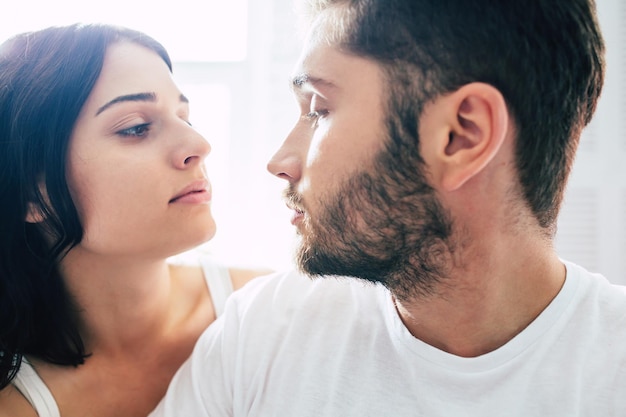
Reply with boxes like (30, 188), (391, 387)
(283, 188), (305, 224)
(286, 203), (305, 225)
(286, 202), (304, 214)
(169, 179), (211, 204)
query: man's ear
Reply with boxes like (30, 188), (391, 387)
(25, 201), (46, 223)
(420, 82), (509, 191)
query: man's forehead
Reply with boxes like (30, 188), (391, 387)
(288, 42), (385, 99)
(288, 42), (339, 93)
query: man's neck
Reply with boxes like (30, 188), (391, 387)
(392, 242), (566, 357)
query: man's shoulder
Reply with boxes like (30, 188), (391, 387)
(567, 261), (626, 325)
(575, 263), (626, 299)
(229, 268), (320, 303)
(229, 269), (382, 314)
(220, 270), (390, 341)
(610, 283), (626, 298)
(196, 270), (387, 363)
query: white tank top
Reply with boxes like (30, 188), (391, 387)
(11, 258), (233, 417)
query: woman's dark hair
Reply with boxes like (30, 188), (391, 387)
(303, 0), (605, 233)
(0, 23), (172, 389)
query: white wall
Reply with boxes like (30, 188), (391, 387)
(555, 0), (626, 284)
(173, 0), (301, 271)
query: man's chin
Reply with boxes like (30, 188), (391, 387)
(294, 245), (324, 277)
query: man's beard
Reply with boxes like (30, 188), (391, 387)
(286, 129), (455, 301)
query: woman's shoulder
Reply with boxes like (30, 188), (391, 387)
(168, 262), (211, 308)
(0, 384), (38, 417)
(228, 266), (274, 291)
(168, 257), (273, 320)
(168, 258), (272, 292)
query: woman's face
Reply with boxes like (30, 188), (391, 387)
(67, 41), (215, 259)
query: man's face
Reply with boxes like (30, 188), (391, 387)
(268, 31), (453, 300)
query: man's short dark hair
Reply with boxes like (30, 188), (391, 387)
(302, 0), (605, 232)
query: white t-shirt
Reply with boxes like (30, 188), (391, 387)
(151, 261), (626, 417)
(12, 257), (233, 417)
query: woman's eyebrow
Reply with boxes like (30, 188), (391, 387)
(95, 92), (189, 116)
(95, 92), (157, 116)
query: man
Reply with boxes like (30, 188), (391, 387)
(151, 0), (626, 415)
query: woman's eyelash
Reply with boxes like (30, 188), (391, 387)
(116, 123), (151, 138)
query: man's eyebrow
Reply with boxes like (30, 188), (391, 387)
(95, 93), (189, 116)
(290, 73), (336, 92)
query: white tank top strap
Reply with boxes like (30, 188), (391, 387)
(12, 359), (61, 417)
(199, 256), (234, 318)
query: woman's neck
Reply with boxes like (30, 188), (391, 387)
(58, 247), (177, 355)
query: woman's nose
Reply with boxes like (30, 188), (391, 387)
(173, 125), (211, 170)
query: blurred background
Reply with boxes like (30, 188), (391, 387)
(1, 0), (624, 284)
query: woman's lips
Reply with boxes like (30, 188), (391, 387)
(170, 189), (211, 204)
(170, 179), (211, 204)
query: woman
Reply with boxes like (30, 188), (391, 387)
(0, 24), (268, 416)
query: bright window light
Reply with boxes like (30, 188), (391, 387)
(0, 0), (248, 62)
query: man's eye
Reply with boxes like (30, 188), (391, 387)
(305, 110), (328, 119)
(305, 111), (320, 120)
(303, 110), (328, 127)
(117, 123), (151, 138)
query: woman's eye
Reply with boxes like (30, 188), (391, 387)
(117, 123), (151, 138)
